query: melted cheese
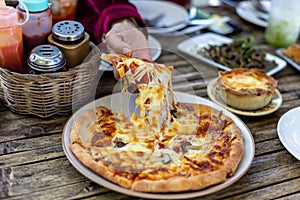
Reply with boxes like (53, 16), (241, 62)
(224, 74), (268, 90)
(116, 57), (176, 137)
(219, 68), (277, 93)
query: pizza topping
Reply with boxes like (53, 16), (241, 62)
(114, 141), (127, 148)
(161, 153), (172, 164)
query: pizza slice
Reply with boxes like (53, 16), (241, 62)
(100, 53), (173, 83)
(101, 53), (177, 133)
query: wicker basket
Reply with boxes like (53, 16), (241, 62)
(0, 42), (101, 118)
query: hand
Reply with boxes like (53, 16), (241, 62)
(105, 18), (152, 79)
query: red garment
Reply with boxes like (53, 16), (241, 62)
(76, 0), (146, 44)
(76, 0), (189, 44)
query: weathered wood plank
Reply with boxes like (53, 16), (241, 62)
(254, 139), (285, 156)
(222, 177), (300, 200)
(0, 145), (64, 168)
(198, 164), (300, 200)
(277, 193), (300, 200)
(0, 157), (85, 198)
(0, 134), (61, 155)
(248, 150), (300, 174)
(0, 115), (68, 143)
(9, 181), (111, 200)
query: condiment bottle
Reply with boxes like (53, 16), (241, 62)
(27, 44), (66, 74)
(48, 20), (90, 69)
(0, 0), (28, 73)
(17, 0), (52, 56)
(264, 0), (300, 48)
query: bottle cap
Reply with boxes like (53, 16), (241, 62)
(28, 44), (66, 73)
(0, 0), (18, 28)
(52, 20), (85, 42)
(19, 0), (49, 12)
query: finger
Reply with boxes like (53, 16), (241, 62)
(106, 34), (132, 56)
(113, 68), (121, 80)
(132, 48), (152, 61)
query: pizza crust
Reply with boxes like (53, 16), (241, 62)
(222, 124), (245, 176)
(132, 170), (227, 192)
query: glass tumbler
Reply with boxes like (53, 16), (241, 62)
(264, 0), (300, 48)
(49, 0), (77, 24)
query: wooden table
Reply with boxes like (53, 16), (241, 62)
(1, 4), (300, 200)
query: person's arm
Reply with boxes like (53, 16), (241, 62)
(76, 0), (151, 80)
(105, 18), (152, 79)
(76, 0), (146, 43)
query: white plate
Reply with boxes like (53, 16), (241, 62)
(276, 49), (300, 72)
(236, 0), (270, 27)
(277, 107), (300, 161)
(99, 35), (162, 71)
(177, 32), (287, 76)
(130, 0), (189, 34)
(207, 78), (283, 117)
(62, 91), (255, 199)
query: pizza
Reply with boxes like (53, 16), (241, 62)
(69, 54), (244, 193)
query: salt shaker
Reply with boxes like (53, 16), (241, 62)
(264, 0), (300, 48)
(17, 0), (52, 56)
(47, 20), (90, 69)
(27, 44), (66, 74)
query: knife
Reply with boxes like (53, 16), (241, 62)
(159, 16), (231, 32)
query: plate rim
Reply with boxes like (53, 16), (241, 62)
(177, 32), (287, 76)
(277, 106), (300, 161)
(130, 0), (189, 34)
(62, 91), (255, 199)
(207, 78), (283, 116)
(149, 35), (162, 61)
(236, 0), (270, 27)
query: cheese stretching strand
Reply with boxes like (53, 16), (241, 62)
(101, 53), (177, 134)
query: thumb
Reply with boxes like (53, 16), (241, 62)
(122, 46), (133, 57)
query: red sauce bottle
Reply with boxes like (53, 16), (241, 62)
(0, 0), (26, 73)
(17, 0), (52, 56)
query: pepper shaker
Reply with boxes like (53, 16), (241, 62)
(47, 20), (90, 69)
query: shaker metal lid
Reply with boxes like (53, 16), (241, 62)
(52, 20), (85, 42)
(28, 44), (66, 73)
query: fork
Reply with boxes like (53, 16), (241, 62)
(144, 13), (165, 27)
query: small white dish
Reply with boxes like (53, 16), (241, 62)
(62, 91), (255, 199)
(177, 32), (287, 76)
(99, 35), (162, 71)
(207, 78), (283, 116)
(277, 107), (300, 161)
(236, 0), (270, 27)
(276, 49), (300, 72)
(130, 0), (189, 34)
